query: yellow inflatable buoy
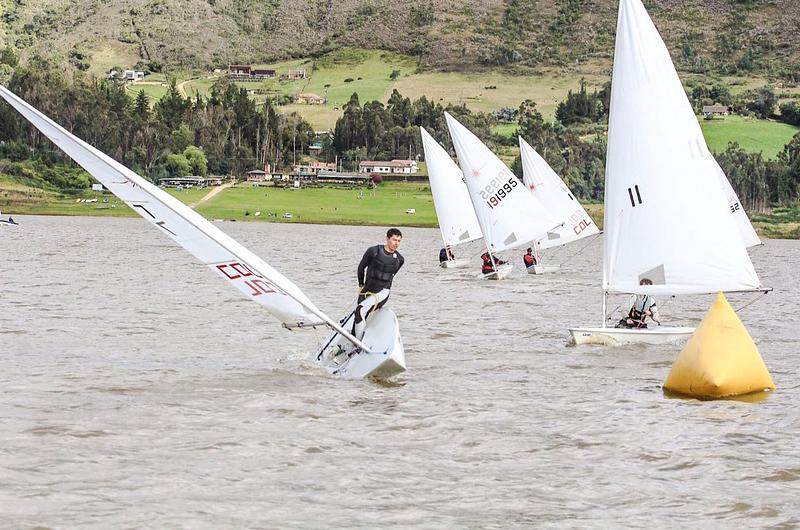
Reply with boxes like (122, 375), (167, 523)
(663, 292), (775, 399)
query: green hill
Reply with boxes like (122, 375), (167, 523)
(1, 0), (799, 78)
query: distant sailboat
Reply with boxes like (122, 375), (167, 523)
(568, 0), (766, 345)
(445, 112), (556, 280)
(420, 127), (483, 269)
(0, 85), (405, 379)
(519, 137), (600, 274)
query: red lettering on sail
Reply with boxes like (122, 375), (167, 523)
(573, 219), (591, 235)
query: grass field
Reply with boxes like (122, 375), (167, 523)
(5, 175), (800, 238)
(699, 115), (799, 159)
(195, 181), (437, 227)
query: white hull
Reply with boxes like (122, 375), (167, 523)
(440, 258), (471, 269)
(316, 308), (406, 380)
(527, 264), (560, 274)
(0, 220), (20, 228)
(568, 326), (695, 346)
(480, 263), (513, 280)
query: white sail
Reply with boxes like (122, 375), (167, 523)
(444, 112), (555, 253)
(519, 136), (599, 250)
(420, 127), (483, 247)
(713, 158), (761, 248)
(0, 85), (367, 344)
(602, 0), (761, 296)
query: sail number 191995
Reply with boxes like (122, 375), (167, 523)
(480, 176), (519, 209)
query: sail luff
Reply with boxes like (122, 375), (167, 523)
(0, 85), (373, 350)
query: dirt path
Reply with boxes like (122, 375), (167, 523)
(189, 181), (234, 208)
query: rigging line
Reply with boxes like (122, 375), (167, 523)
(557, 232), (602, 267)
(734, 290), (770, 313)
(605, 304), (621, 321)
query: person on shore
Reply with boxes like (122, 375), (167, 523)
(523, 247), (537, 269)
(352, 228), (405, 342)
(618, 278), (660, 328)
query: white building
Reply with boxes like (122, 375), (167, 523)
(358, 159), (418, 174)
(123, 70), (146, 81)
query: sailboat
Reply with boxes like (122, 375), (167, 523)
(445, 112), (557, 280)
(0, 86), (405, 379)
(519, 137), (600, 274)
(419, 127), (483, 269)
(568, 0), (765, 346)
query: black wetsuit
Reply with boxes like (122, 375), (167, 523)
(353, 245), (404, 339)
(358, 244), (404, 295)
(439, 248), (449, 263)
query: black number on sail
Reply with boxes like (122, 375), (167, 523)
(627, 185), (643, 207)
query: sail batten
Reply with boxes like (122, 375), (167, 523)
(420, 127), (483, 248)
(602, 0), (761, 296)
(0, 85), (338, 329)
(519, 137), (600, 250)
(445, 113), (555, 253)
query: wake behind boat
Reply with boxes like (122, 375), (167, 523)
(0, 85), (405, 381)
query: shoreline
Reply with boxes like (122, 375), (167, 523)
(5, 210), (799, 240)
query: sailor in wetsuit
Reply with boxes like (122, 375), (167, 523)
(353, 228), (405, 341)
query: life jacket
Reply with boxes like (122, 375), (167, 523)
(481, 254), (495, 273)
(364, 245), (404, 290)
(523, 253), (535, 267)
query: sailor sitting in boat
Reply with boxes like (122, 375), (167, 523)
(353, 228), (405, 341)
(439, 246), (454, 263)
(481, 252), (505, 274)
(523, 247), (538, 269)
(617, 278), (660, 329)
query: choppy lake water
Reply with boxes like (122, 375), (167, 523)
(1, 215), (798, 528)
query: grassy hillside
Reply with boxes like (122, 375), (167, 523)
(2, 0), (799, 78)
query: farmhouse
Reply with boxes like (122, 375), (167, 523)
(228, 65), (252, 80)
(316, 170), (370, 186)
(159, 175), (224, 187)
(359, 159), (419, 174)
(293, 161), (336, 175)
(123, 70), (145, 81)
(246, 169), (271, 183)
(702, 105), (730, 118)
(296, 93), (324, 104)
(252, 68), (277, 79)
(287, 68), (306, 80)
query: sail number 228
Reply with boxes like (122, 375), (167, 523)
(480, 176), (519, 209)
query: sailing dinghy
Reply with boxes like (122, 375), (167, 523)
(0, 85), (405, 379)
(420, 127), (482, 269)
(445, 113), (556, 280)
(519, 137), (599, 274)
(567, 0), (765, 346)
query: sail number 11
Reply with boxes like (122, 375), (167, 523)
(481, 176), (519, 209)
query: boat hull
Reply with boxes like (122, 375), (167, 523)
(480, 263), (513, 280)
(527, 264), (560, 274)
(440, 258), (471, 269)
(316, 308), (406, 380)
(568, 326), (695, 345)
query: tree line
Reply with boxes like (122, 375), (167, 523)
(0, 60), (799, 211)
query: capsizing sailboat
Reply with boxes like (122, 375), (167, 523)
(0, 85), (405, 379)
(567, 0), (767, 346)
(519, 137), (600, 274)
(419, 127), (483, 269)
(445, 112), (557, 280)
